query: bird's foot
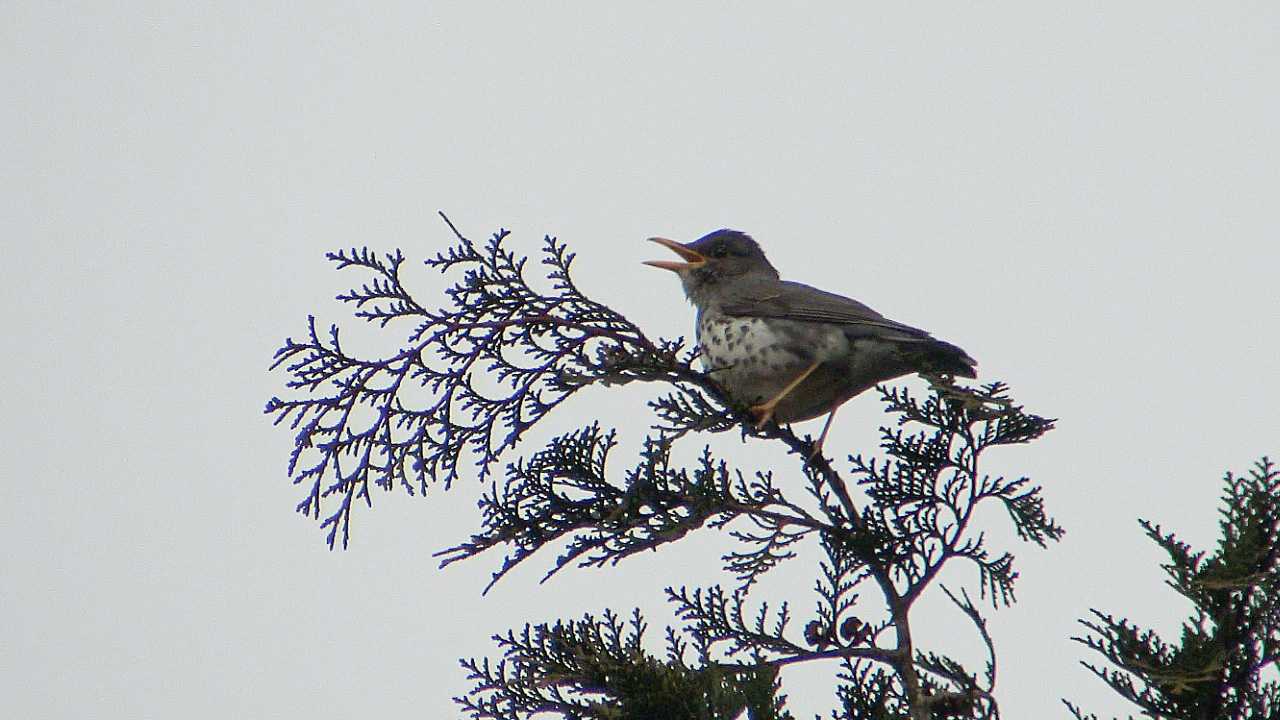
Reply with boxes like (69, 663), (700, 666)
(747, 361), (821, 431)
(807, 407), (839, 461)
(748, 402), (776, 429)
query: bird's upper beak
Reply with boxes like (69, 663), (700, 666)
(643, 237), (706, 272)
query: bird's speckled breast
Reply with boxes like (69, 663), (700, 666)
(696, 310), (850, 421)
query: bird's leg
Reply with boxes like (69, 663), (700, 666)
(811, 405), (840, 458)
(749, 361), (820, 429)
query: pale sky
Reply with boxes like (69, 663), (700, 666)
(3, 3), (1278, 718)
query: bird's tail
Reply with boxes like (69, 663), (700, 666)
(916, 338), (977, 378)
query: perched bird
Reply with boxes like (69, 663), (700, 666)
(645, 229), (976, 453)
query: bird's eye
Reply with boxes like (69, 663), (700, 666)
(712, 244), (728, 258)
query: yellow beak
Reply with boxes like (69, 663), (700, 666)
(643, 237), (707, 272)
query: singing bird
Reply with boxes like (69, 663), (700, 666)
(645, 230), (976, 453)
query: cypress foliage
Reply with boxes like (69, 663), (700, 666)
(267, 216), (1064, 718)
(1067, 459), (1280, 720)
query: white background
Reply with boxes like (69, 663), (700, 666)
(4, 3), (1278, 718)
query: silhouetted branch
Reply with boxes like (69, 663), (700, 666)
(267, 217), (1063, 718)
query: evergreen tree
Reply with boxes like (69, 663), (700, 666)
(266, 216), (1063, 718)
(1067, 458), (1280, 720)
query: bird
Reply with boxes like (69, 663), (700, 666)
(644, 229), (976, 454)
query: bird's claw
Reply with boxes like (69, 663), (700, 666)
(748, 403), (775, 429)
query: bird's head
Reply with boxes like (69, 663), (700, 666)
(644, 229), (778, 305)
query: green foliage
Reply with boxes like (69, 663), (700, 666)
(1068, 458), (1280, 720)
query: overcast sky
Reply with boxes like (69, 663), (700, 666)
(4, 3), (1278, 718)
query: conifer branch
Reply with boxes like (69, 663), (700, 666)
(267, 217), (1063, 717)
(1067, 457), (1280, 720)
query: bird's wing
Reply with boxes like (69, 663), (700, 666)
(720, 280), (928, 338)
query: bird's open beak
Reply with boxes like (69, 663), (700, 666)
(643, 237), (706, 272)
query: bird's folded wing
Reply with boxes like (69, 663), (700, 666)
(721, 281), (928, 338)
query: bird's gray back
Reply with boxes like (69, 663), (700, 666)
(717, 278), (930, 341)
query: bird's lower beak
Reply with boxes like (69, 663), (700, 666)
(643, 237), (706, 272)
